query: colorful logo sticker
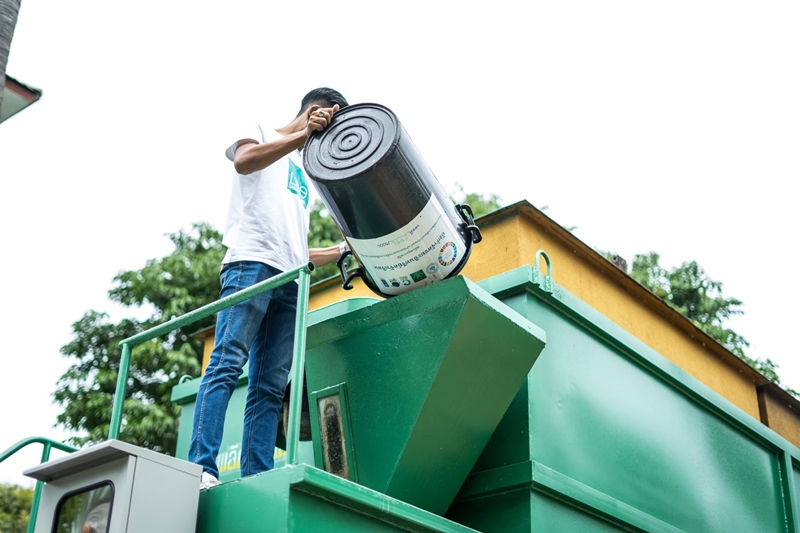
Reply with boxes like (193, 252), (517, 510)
(287, 159), (310, 208)
(438, 242), (458, 267)
(410, 270), (427, 283)
(380, 278), (390, 288)
(400, 276), (412, 286)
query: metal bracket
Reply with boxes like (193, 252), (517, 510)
(534, 250), (554, 294)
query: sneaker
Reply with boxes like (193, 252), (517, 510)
(199, 472), (221, 490)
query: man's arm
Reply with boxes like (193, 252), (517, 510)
(233, 104), (339, 175)
(309, 242), (347, 267)
(233, 133), (305, 175)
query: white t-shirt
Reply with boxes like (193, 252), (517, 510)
(221, 124), (311, 273)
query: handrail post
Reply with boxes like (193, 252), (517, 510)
(26, 442), (52, 533)
(109, 343), (132, 440)
(286, 264), (313, 465)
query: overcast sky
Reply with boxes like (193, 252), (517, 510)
(1, 0), (798, 485)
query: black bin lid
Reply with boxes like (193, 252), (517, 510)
(304, 103), (401, 182)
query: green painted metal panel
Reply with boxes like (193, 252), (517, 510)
(288, 492), (431, 533)
(529, 492), (626, 533)
(454, 460), (691, 532)
(173, 368), (315, 482)
(304, 276), (546, 515)
(196, 464), (481, 533)
(447, 489), (532, 533)
(197, 467), (291, 532)
(289, 465), (481, 533)
(449, 485), (631, 533)
(524, 297), (784, 532)
(468, 267), (795, 533)
(470, 292), (532, 474)
(792, 465), (800, 509)
(793, 463), (800, 522)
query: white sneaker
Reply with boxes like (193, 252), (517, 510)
(200, 472), (221, 490)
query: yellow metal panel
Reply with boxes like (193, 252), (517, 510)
(310, 277), (378, 311)
(458, 215), (525, 281)
(197, 329), (214, 375)
(763, 392), (800, 449)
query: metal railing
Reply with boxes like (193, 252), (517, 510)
(0, 261), (314, 533)
(0, 437), (78, 533)
(109, 261), (314, 464)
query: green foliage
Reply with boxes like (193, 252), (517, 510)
(308, 200), (346, 283)
(0, 483), (33, 533)
(54, 223), (224, 453)
(630, 252), (747, 355)
(450, 184), (502, 218)
(621, 251), (796, 396)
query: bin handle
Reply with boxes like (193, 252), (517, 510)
(534, 250), (553, 293)
(336, 250), (394, 298)
(455, 204), (483, 244)
(336, 249), (361, 291)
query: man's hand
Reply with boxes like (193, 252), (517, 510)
(304, 104), (340, 138)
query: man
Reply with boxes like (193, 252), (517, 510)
(190, 88), (349, 489)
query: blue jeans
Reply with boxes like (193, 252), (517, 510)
(189, 261), (298, 478)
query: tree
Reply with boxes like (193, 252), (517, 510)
(0, 483), (33, 533)
(622, 251), (796, 396)
(308, 200), (346, 283)
(0, 0), (22, 111)
(450, 184), (502, 218)
(54, 223), (224, 453)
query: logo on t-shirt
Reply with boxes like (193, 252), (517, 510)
(287, 160), (309, 208)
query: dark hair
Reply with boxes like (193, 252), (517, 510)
(297, 87), (349, 116)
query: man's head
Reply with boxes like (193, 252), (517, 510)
(297, 88), (348, 117)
